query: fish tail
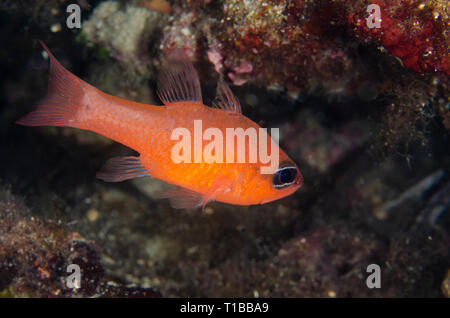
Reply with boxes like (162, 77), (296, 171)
(16, 41), (85, 127)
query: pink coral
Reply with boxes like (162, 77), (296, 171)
(207, 45), (224, 73)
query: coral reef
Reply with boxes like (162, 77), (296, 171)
(347, 0), (449, 75)
(0, 0), (448, 298)
(82, 1), (168, 78)
(0, 186), (160, 297)
(80, 0), (449, 143)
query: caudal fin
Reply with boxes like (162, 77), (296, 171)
(16, 41), (85, 127)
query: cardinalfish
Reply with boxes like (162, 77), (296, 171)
(17, 42), (303, 209)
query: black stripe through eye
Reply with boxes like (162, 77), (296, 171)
(273, 167), (297, 189)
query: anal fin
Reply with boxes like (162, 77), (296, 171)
(96, 156), (150, 182)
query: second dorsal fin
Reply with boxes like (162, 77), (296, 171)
(157, 50), (203, 105)
(212, 77), (242, 114)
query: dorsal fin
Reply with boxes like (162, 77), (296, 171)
(157, 50), (202, 105)
(211, 77), (242, 114)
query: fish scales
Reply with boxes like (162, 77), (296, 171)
(17, 42), (303, 209)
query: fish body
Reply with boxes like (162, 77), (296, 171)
(17, 42), (303, 209)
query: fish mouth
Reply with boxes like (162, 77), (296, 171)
(295, 172), (304, 185)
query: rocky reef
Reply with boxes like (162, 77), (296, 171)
(0, 186), (160, 297)
(0, 0), (448, 298)
(79, 0), (449, 141)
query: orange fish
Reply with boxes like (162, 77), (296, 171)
(17, 42), (303, 209)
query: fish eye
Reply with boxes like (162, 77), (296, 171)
(273, 166), (298, 189)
